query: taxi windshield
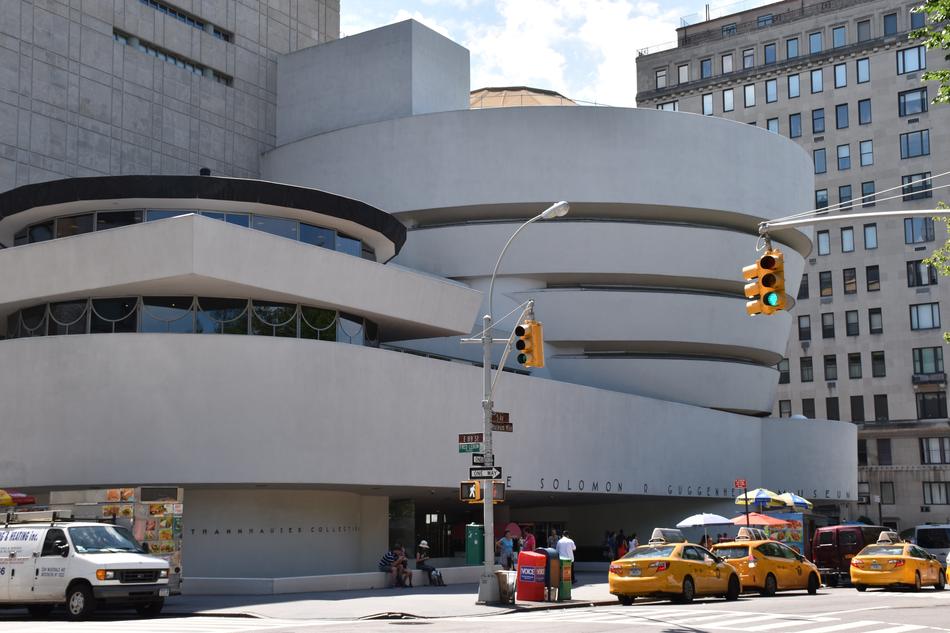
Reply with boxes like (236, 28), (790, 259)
(624, 545), (676, 559)
(713, 546), (749, 559)
(858, 545), (904, 557)
(68, 525), (144, 554)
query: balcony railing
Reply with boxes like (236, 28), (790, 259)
(913, 372), (947, 385)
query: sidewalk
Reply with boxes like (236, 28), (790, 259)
(163, 572), (615, 620)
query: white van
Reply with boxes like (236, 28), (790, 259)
(914, 524), (950, 568)
(1, 511), (170, 619)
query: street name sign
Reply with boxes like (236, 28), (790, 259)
(470, 466), (503, 480)
(491, 423), (513, 432)
(458, 443), (482, 453)
(734, 479), (747, 489)
(491, 411), (509, 424)
(458, 433), (484, 443)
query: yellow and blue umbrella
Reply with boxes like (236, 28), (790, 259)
(735, 488), (785, 510)
(777, 492), (813, 511)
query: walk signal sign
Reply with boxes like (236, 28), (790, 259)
(742, 249), (786, 316)
(515, 320), (545, 367)
(460, 481), (482, 502)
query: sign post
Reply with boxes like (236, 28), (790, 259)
(735, 479), (750, 527)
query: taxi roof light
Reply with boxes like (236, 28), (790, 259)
(876, 530), (902, 544)
(648, 527), (687, 544)
(735, 526), (768, 541)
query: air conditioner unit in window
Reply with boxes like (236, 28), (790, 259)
(921, 506), (931, 512)
(827, 381), (836, 388)
(858, 495), (870, 504)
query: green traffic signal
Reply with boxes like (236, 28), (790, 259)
(764, 292), (780, 307)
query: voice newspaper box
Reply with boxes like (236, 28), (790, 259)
(515, 550), (547, 601)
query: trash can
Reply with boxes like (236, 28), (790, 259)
(495, 570), (516, 604)
(558, 558), (573, 601)
(465, 523), (484, 566)
(535, 547), (561, 601)
(516, 550), (547, 601)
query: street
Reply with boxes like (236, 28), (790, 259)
(2, 587), (950, 633)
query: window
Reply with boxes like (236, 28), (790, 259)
(862, 183), (876, 208)
(836, 103), (849, 129)
(905, 217), (935, 243)
(657, 101), (679, 111)
(812, 108), (825, 133)
(869, 308), (883, 334)
(880, 481), (895, 505)
(767, 118), (779, 133)
(777, 358), (790, 384)
(764, 43), (776, 64)
(843, 268), (857, 294)
(871, 351), (886, 377)
(897, 46), (926, 74)
(702, 93), (713, 115)
(860, 140), (873, 166)
(834, 63), (847, 88)
(722, 23), (737, 37)
(917, 391), (947, 420)
(832, 25), (846, 48)
(816, 189), (829, 209)
(921, 437), (950, 464)
(811, 69), (823, 93)
(840, 227), (854, 252)
(820, 270), (833, 296)
(910, 302), (941, 330)
(813, 148), (827, 174)
(822, 313), (835, 339)
(857, 20), (871, 42)
(787, 38), (799, 58)
(846, 310), (859, 336)
(809, 32), (822, 54)
(799, 273), (809, 299)
(817, 230), (830, 254)
(656, 69), (668, 88)
(878, 438), (892, 465)
(802, 398), (815, 418)
(722, 88), (734, 112)
(837, 144), (851, 170)
(839, 185), (852, 210)
(766, 79), (777, 102)
(924, 482), (949, 505)
(911, 9), (926, 29)
(701, 58), (712, 79)
(801, 356), (814, 382)
(903, 173), (932, 201)
(884, 13), (897, 36)
(789, 113), (802, 138)
(744, 84), (755, 107)
(758, 14), (773, 27)
(743, 48), (754, 69)
(722, 53), (734, 73)
(866, 265), (880, 291)
(779, 400), (792, 418)
(844, 353), (862, 380)
(798, 315), (811, 340)
(787, 74), (800, 99)
(852, 396), (865, 422)
(907, 260), (938, 287)
(857, 57), (870, 83)
(914, 347), (944, 374)
(826, 397), (840, 420)
(678, 64), (689, 83)
(901, 130), (930, 159)
(874, 393), (889, 420)
(899, 88), (928, 116)
(858, 99), (871, 124)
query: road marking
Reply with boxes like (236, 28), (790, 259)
(860, 626), (928, 633)
(813, 607), (893, 616)
(0, 617), (347, 633)
(793, 621), (883, 633)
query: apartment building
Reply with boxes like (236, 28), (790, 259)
(636, 0), (950, 529)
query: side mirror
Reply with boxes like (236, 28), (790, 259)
(142, 542), (151, 554)
(56, 542), (70, 558)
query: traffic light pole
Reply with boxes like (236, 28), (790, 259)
(478, 312), (498, 604)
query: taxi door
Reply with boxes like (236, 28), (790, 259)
(680, 546), (711, 593)
(760, 543), (793, 588)
(777, 543), (807, 589)
(911, 546), (939, 584)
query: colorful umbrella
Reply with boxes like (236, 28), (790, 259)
(730, 512), (790, 527)
(0, 489), (36, 507)
(735, 488), (785, 509)
(777, 492), (813, 511)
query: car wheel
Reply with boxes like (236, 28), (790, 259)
(679, 576), (695, 604)
(855, 584), (867, 592)
(807, 573), (820, 595)
(135, 598), (165, 617)
(65, 583), (96, 620)
(760, 573), (777, 597)
(618, 595), (634, 606)
(913, 571), (922, 593)
(725, 574), (740, 601)
(27, 604), (54, 618)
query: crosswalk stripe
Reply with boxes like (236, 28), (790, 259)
(793, 621), (883, 633)
(736, 618), (834, 631)
(680, 613), (793, 627)
(859, 626), (927, 633)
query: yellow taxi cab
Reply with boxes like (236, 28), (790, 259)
(609, 528), (742, 605)
(711, 527), (821, 596)
(850, 531), (945, 592)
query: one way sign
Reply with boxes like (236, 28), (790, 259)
(469, 466), (502, 480)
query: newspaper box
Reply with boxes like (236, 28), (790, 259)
(516, 550), (547, 601)
(534, 547), (561, 601)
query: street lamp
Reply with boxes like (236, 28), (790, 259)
(477, 200), (569, 604)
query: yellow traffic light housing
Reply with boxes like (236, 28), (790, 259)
(460, 481), (482, 503)
(743, 249), (786, 316)
(515, 320), (545, 368)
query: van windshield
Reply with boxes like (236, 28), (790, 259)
(917, 528), (950, 549)
(68, 525), (145, 554)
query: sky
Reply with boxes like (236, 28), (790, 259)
(340, 0), (775, 108)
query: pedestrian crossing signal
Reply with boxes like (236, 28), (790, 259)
(460, 481), (482, 502)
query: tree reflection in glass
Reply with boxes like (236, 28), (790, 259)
(251, 301), (298, 337)
(301, 307), (336, 341)
(196, 298), (248, 334)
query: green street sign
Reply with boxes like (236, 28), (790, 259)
(458, 442), (483, 453)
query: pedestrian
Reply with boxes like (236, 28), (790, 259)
(556, 529), (577, 583)
(379, 543), (411, 588)
(523, 527), (536, 552)
(496, 529), (515, 570)
(628, 532), (639, 551)
(616, 530), (628, 558)
(415, 540), (444, 586)
(604, 530), (614, 560)
(548, 529), (558, 549)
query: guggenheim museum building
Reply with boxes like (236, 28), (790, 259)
(0, 13), (855, 591)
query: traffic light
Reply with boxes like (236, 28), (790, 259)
(742, 249), (786, 316)
(515, 320), (545, 368)
(460, 481), (481, 503)
(491, 481), (506, 502)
